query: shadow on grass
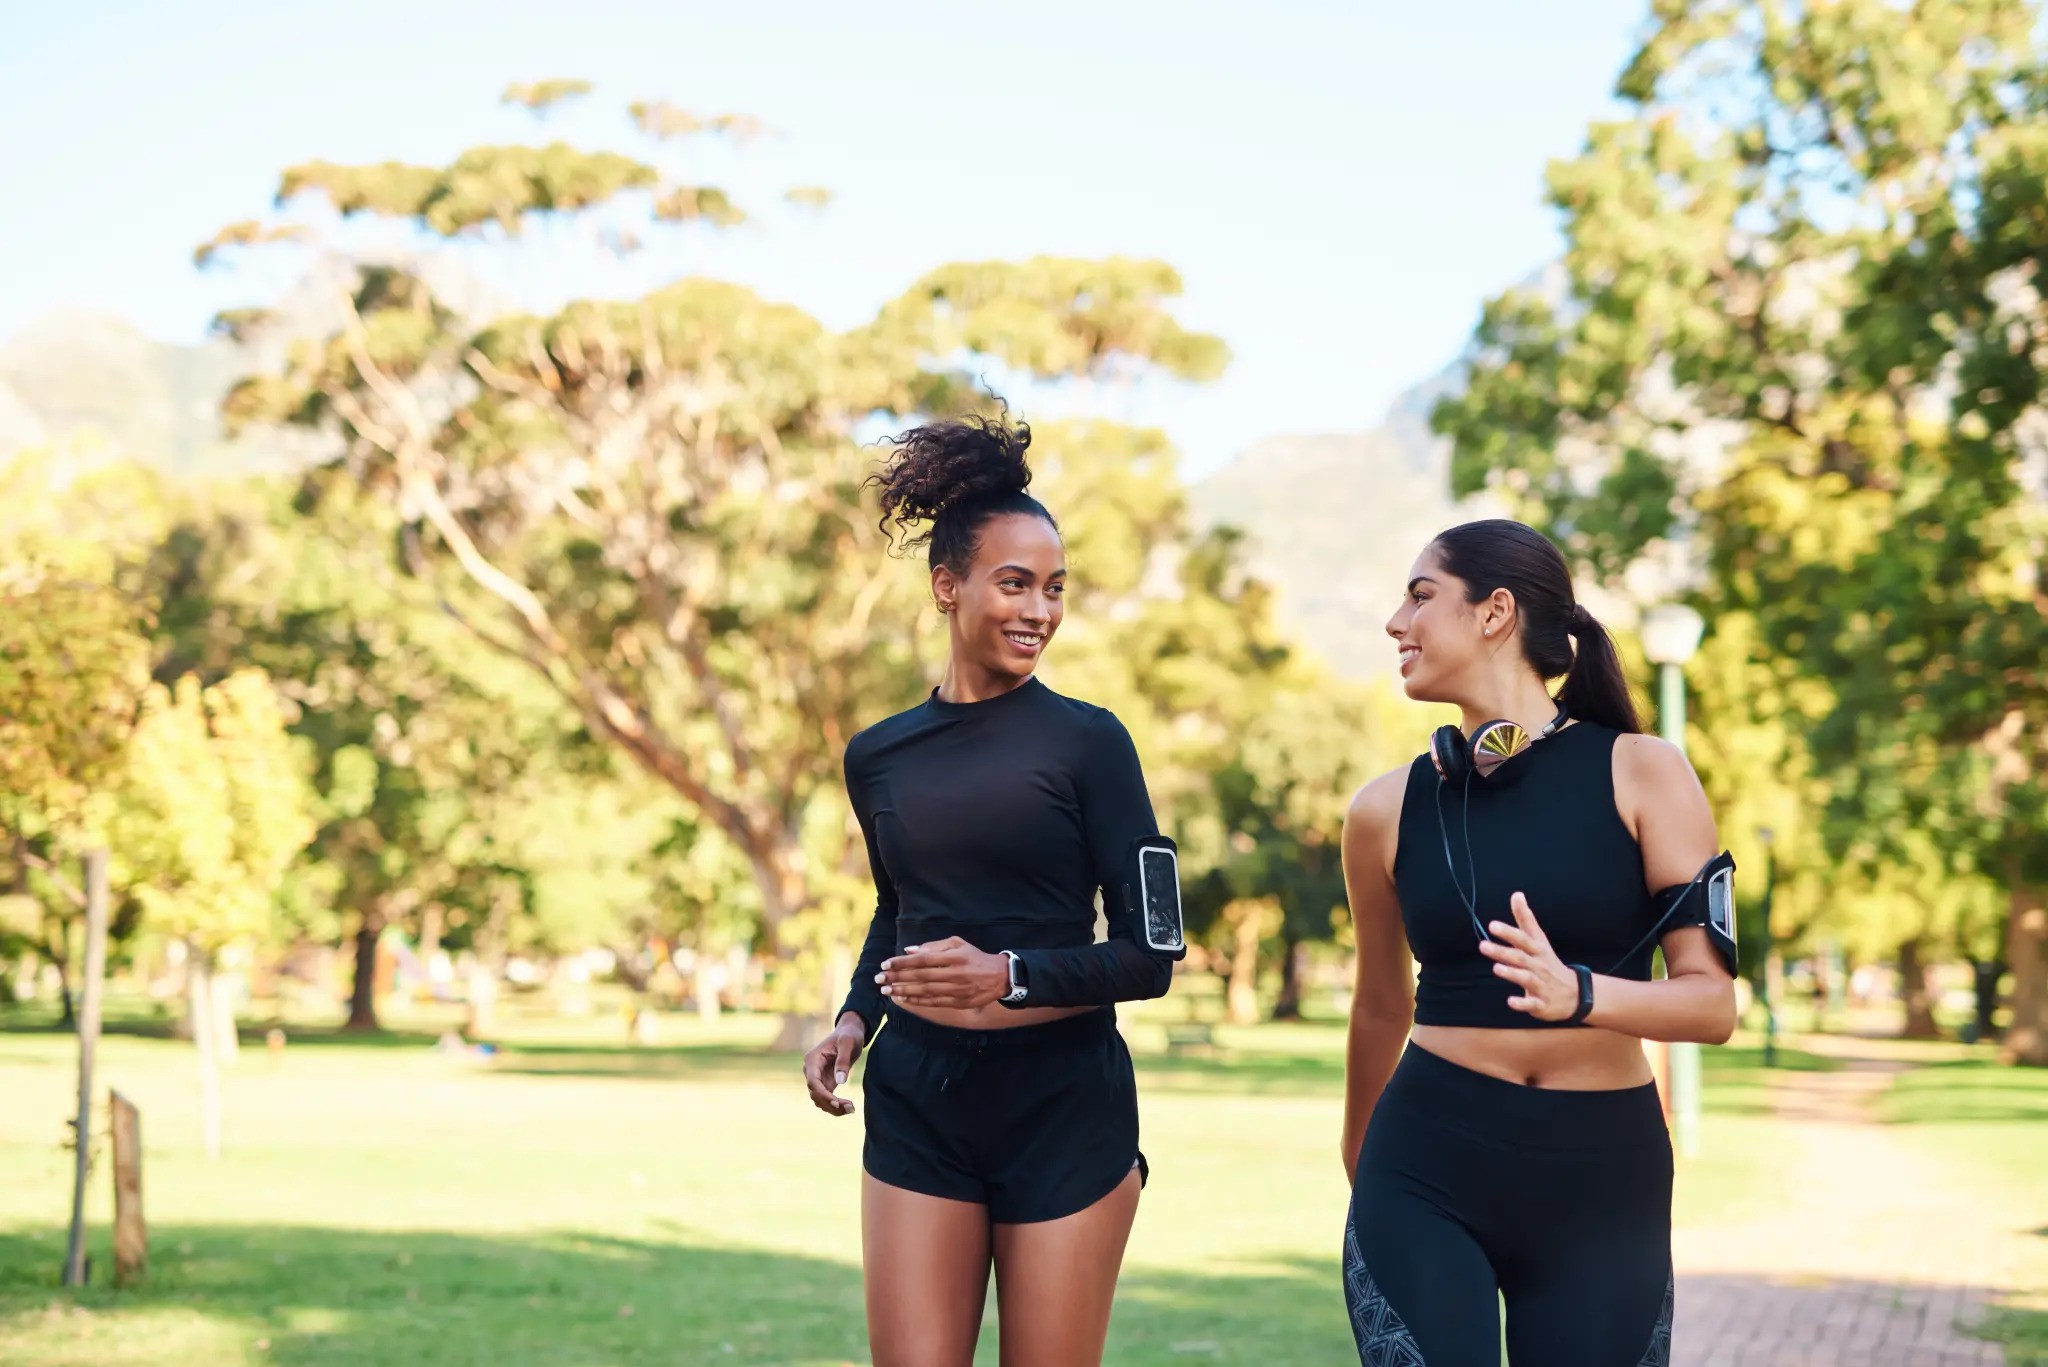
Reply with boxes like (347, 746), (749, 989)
(0, 1007), (449, 1053)
(0, 1225), (1358, 1367)
(0, 1222), (868, 1367)
(460, 1032), (1842, 1105)
(486, 1029), (1356, 1098)
(488, 1041), (806, 1083)
(1704, 1044), (1839, 1074)
(1878, 1058), (2048, 1126)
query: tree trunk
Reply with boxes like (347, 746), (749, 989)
(1969, 958), (2004, 1044)
(63, 851), (110, 1287)
(46, 927), (76, 1028)
(344, 904), (386, 1032)
(1898, 938), (1941, 1039)
(465, 888), (513, 1039)
(1226, 902), (1264, 1027)
(753, 840), (825, 1053)
(694, 950), (723, 1025)
(211, 968), (241, 1067)
(2002, 882), (2047, 1067)
(416, 903), (445, 991)
(611, 938), (653, 993)
(1272, 932), (1305, 1021)
(187, 946), (222, 1160)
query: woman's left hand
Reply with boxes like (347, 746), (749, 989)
(878, 937), (1011, 1009)
(1480, 892), (1580, 1022)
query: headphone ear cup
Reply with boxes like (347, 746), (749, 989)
(1429, 724), (1472, 787)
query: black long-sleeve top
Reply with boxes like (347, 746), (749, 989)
(836, 676), (1173, 1041)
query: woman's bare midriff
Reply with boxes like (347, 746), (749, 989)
(891, 1001), (1099, 1031)
(1411, 1023), (1657, 1090)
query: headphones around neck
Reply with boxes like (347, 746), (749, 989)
(1431, 700), (1569, 944)
(1429, 700), (1569, 788)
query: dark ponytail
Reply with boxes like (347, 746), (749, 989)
(1429, 519), (1643, 734)
(867, 408), (1057, 572)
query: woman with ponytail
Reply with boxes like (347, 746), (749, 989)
(800, 410), (1173, 1367)
(1336, 519), (1735, 1365)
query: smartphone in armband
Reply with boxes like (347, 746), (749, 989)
(1127, 835), (1187, 961)
(1702, 850), (1737, 977)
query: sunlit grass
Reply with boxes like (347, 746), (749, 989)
(0, 1007), (2020, 1365)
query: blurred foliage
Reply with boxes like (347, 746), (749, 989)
(1435, 0), (2048, 1055)
(201, 84), (1276, 1024)
(6, 39), (2044, 1049)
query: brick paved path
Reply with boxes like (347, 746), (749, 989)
(1670, 1045), (2026, 1366)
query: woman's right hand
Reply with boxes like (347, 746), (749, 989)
(802, 1013), (868, 1117)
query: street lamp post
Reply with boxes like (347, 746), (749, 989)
(1757, 826), (1778, 1069)
(1642, 602), (1706, 1160)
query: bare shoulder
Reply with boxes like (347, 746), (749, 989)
(1343, 761), (1415, 883)
(1346, 762), (1414, 834)
(1611, 731), (1705, 806)
(1611, 730), (1718, 885)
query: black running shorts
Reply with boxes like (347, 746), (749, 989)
(862, 1007), (1147, 1224)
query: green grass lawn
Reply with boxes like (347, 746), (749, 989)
(0, 1006), (1985, 1366)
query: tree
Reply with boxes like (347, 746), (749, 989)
(1069, 521), (1422, 1023)
(1432, 0), (2048, 1056)
(206, 85), (1228, 1041)
(110, 669), (313, 1155)
(0, 551), (153, 1022)
(1188, 682), (1402, 1022)
(142, 474), (657, 1033)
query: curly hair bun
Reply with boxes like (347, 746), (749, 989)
(871, 413), (1034, 539)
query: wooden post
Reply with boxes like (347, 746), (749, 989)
(62, 849), (111, 1288)
(109, 1090), (145, 1287)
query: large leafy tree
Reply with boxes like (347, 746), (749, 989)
(146, 473), (672, 1032)
(206, 84), (1228, 1036)
(1433, 0), (2048, 1058)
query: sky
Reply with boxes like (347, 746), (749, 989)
(0, 0), (1647, 479)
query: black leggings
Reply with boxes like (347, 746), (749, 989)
(1344, 1043), (1673, 1366)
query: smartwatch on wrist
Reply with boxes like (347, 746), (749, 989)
(1567, 964), (1596, 1024)
(999, 950), (1029, 1006)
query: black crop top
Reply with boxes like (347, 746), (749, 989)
(1393, 720), (1656, 1029)
(836, 676), (1172, 1041)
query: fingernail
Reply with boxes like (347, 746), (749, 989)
(874, 973), (885, 983)
(904, 945), (921, 953)
(835, 1072), (848, 1087)
(880, 986), (893, 996)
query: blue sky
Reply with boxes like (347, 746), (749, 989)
(0, 0), (1646, 478)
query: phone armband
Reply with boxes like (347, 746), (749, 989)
(1650, 849), (1738, 977)
(1124, 835), (1186, 962)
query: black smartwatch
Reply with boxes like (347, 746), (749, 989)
(999, 950), (1029, 1007)
(1566, 964), (1596, 1025)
